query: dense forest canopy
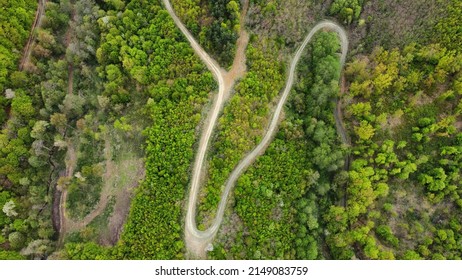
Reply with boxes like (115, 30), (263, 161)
(0, 0), (461, 260)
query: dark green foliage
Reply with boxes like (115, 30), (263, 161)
(93, 0), (215, 259)
(209, 32), (344, 260)
(205, 0), (240, 66)
(205, 21), (237, 66)
(171, 0), (240, 67)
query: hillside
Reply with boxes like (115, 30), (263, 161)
(0, 0), (461, 260)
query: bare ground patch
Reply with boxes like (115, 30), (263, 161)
(99, 158), (145, 245)
(385, 183), (452, 254)
(58, 130), (145, 247)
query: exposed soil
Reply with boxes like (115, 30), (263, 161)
(57, 133), (145, 246)
(19, 0), (47, 71)
(455, 121), (462, 132)
(68, 65), (74, 95)
(57, 5), (78, 241)
(100, 158), (145, 246)
(165, 0), (349, 258)
(384, 112), (403, 131)
(52, 188), (62, 233)
(56, 140), (77, 246)
(65, 4), (76, 96)
(335, 75), (351, 145)
(222, 0), (250, 98)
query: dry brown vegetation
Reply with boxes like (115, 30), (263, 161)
(349, 0), (447, 52)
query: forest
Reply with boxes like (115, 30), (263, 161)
(0, 0), (461, 260)
(210, 31), (344, 259)
(170, 0), (241, 67)
(0, 0), (37, 123)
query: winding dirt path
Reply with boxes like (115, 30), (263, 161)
(19, 0), (47, 71)
(57, 141), (77, 246)
(57, 132), (144, 246)
(60, 139), (113, 237)
(56, 1), (145, 248)
(164, 0), (349, 258)
(162, 0), (250, 257)
(165, 0), (349, 258)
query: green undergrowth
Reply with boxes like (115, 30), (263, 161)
(65, 196), (115, 245)
(326, 43), (462, 259)
(96, 0), (216, 259)
(210, 32), (344, 259)
(65, 133), (105, 220)
(196, 37), (285, 229)
(0, 0), (37, 96)
(171, 0), (241, 68)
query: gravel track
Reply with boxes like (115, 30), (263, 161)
(163, 0), (349, 258)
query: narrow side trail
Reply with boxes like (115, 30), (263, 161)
(59, 139), (112, 243)
(57, 134), (145, 246)
(19, 0), (47, 71)
(57, 2), (133, 245)
(334, 76), (351, 146)
(164, 0), (348, 258)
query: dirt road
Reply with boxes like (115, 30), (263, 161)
(164, 0), (349, 258)
(162, 0), (249, 257)
(19, 0), (47, 71)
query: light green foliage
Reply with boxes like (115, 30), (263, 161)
(0, 0), (37, 92)
(65, 242), (110, 260)
(2, 200), (18, 217)
(93, 0), (216, 259)
(329, 0), (364, 24)
(354, 120), (375, 141)
(328, 42), (462, 259)
(170, 0), (204, 30)
(376, 225), (399, 247)
(0, 192), (12, 227)
(435, 0), (462, 53)
(11, 93), (35, 119)
(197, 40), (285, 226)
(0, 250), (25, 260)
